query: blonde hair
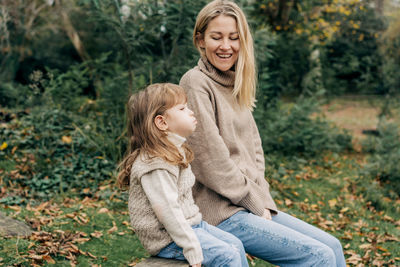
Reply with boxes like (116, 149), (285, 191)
(117, 83), (194, 189)
(193, 0), (256, 109)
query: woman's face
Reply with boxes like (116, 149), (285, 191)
(199, 15), (240, 72)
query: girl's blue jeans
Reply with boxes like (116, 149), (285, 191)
(157, 220), (249, 267)
(217, 210), (346, 267)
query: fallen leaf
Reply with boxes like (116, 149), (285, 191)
(359, 243), (372, 249)
(383, 215), (394, 222)
(87, 252), (97, 259)
(284, 198), (293, 207)
(107, 221), (118, 234)
(328, 198), (337, 208)
(72, 238), (90, 243)
(61, 136), (72, 144)
(8, 205), (21, 212)
(0, 142), (7, 150)
(376, 245), (388, 252)
(340, 207), (349, 213)
(346, 253), (362, 265)
(43, 255), (55, 264)
(90, 231), (103, 238)
(29, 254), (43, 260)
(98, 208), (109, 213)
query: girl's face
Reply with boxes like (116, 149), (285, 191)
(199, 15), (240, 72)
(163, 103), (197, 138)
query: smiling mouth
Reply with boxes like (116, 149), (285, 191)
(217, 53), (232, 59)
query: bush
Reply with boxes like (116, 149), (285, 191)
(359, 119), (400, 205)
(0, 106), (119, 201)
(255, 96), (353, 160)
(0, 82), (30, 107)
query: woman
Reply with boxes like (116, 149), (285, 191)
(179, 0), (346, 266)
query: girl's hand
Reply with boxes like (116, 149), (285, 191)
(192, 263), (202, 267)
(262, 209), (272, 220)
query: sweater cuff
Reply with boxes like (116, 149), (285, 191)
(184, 247), (203, 266)
(238, 192), (265, 217)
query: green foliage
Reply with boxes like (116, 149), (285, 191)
(359, 119), (400, 206)
(320, 2), (387, 95)
(254, 27), (278, 107)
(0, 82), (30, 107)
(379, 11), (400, 97)
(255, 97), (352, 162)
(269, 34), (313, 96)
(88, 0), (207, 85)
(250, 0), (389, 96)
(0, 106), (118, 201)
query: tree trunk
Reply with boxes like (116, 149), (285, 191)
(375, 0), (384, 14)
(55, 0), (89, 61)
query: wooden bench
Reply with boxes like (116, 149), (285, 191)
(135, 257), (189, 266)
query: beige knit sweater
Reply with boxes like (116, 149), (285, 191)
(128, 134), (203, 264)
(180, 57), (278, 226)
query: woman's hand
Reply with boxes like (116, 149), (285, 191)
(261, 209), (272, 220)
(192, 263), (202, 267)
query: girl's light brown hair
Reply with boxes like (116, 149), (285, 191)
(193, 0), (256, 110)
(117, 83), (194, 189)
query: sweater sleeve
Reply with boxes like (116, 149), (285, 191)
(182, 78), (267, 217)
(141, 170), (203, 265)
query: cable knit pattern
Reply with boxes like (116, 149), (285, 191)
(129, 153), (202, 256)
(179, 57), (278, 226)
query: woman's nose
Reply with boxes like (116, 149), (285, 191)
(220, 38), (231, 50)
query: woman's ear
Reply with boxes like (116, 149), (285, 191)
(154, 115), (168, 131)
(196, 32), (205, 48)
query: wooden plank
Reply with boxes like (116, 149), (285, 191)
(135, 257), (189, 267)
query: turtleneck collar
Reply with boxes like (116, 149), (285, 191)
(198, 56), (235, 87)
(167, 132), (186, 148)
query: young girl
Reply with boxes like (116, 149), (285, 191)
(117, 83), (249, 267)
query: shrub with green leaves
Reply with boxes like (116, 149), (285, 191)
(255, 96), (353, 160)
(0, 106), (118, 202)
(359, 119), (400, 206)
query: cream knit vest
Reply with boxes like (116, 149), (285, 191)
(128, 153), (202, 255)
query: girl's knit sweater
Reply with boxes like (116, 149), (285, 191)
(180, 57), (278, 226)
(128, 134), (203, 265)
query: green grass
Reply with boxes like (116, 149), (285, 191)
(0, 198), (148, 266)
(269, 153), (399, 266)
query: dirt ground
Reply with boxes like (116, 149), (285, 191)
(320, 96), (399, 150)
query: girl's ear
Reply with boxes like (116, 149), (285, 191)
(196, 32), (205, 48)
(154, 115), (168, 131)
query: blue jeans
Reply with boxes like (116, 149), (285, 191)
(157, 220), (249, 267)
(217, 210), (346, 267)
